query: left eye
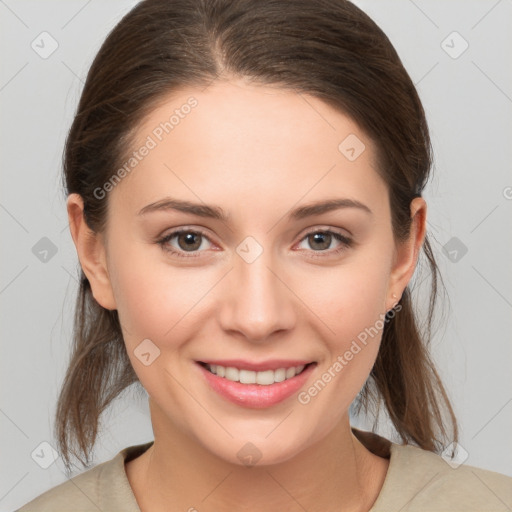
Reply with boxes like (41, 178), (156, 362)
(296, 230), (352, 254)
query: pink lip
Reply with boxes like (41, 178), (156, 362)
(197, 359), (313, 372)
(196, 361), (316, 409)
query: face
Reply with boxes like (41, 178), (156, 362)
(75, 78), (421, 466)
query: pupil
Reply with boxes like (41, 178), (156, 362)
(179, 232), (201, 251)
(311, 232), (331, 250)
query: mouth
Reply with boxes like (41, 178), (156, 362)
(197, 361), (315, 386)
(195, 360), (317, 409)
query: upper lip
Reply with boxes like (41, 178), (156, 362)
(197, 359), (315, 372)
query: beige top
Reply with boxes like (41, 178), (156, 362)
(17, 428), (512, 511)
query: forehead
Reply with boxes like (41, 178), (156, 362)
(134, 78), (374, 159)
(110, 78), (388, 218)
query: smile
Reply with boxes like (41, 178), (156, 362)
(196, 361), (317, 408)
(203, 363), (309, 386)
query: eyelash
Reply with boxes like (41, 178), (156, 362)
(156, 227), (353, 259)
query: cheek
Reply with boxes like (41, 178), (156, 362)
(294, 259), (392, 419)
(308, 250), (392, 371)
(107, 238), (193, 344)
(313, 257), (391, 333)
(108, 247), (205, 397)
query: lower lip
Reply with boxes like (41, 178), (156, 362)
(196, 362), (316, 409)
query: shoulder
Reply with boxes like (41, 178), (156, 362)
(15, 458), (116, 512)
(373, 442), (512, 512)
(15, 443), (152, 512)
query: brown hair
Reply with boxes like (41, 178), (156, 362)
(57, 0), (458, 471)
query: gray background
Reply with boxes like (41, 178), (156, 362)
(1, 0), (511, 510)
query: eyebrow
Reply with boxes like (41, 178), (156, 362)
(138, 197), (372, 221)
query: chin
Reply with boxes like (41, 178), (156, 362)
(201, 431), (311, 468)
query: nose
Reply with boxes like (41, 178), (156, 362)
(218, 247), (296, 343)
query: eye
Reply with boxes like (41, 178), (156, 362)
(296, 229), (353, 257)
(156, 227), (353, 259)
(156, 228), (213, 258)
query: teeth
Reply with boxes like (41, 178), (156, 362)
(239, 369), (256, 384)
(206, 364), (306, 385)
(225, 366), (239, 381)
(274, 368), (286, 383)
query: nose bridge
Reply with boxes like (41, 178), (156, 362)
(220, 238), (295, 340)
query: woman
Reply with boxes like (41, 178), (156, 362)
(17, 0), (512, 510)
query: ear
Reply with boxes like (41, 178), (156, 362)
(386, 197), (427, 311)
(67, 193), (117, 310)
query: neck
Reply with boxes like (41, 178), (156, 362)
(126, 408), (389, 512)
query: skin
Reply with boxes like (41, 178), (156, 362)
(68, 77), (426, 512)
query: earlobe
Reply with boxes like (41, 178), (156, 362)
(387, 197), (427, 310)
(67, 194), (117, 310)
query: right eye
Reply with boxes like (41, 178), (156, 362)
(156, 228), (214, 258)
